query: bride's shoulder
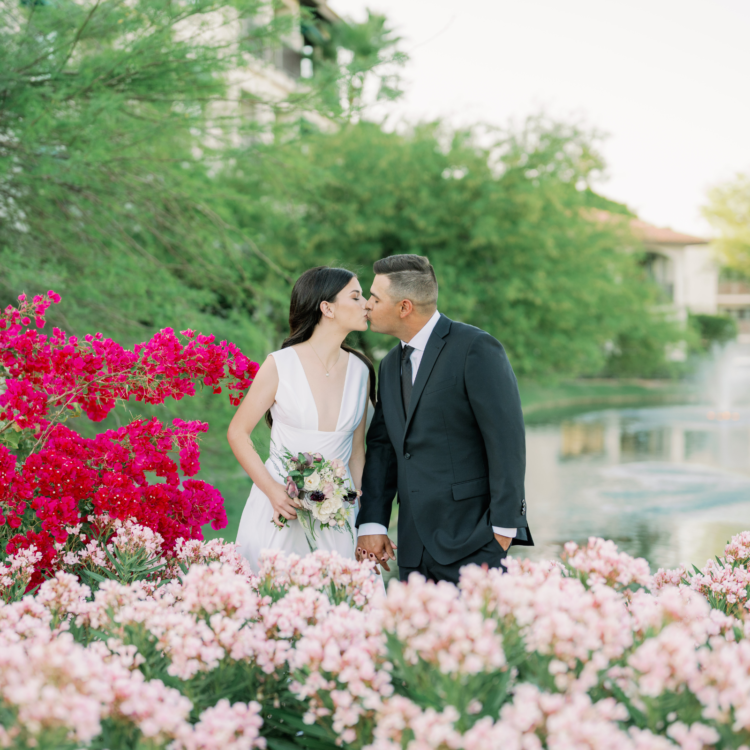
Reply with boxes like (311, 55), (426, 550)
(268, 347), (298, 364)
(264, 348), (299, 382)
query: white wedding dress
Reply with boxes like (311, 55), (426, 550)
(236, 347), (370, 573)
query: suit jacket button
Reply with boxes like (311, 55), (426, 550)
(404, 453), (411, 460)
(520, 500), (526, 515)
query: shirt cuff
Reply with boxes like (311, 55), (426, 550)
(492, 527), (517, 538)
(357, 523), (389, 537)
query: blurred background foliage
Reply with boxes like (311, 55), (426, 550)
(225, 118), (688, 379)
(703, 173), (750, 277)
(0, 0), (687, 381)
(2, 0), (738, 538)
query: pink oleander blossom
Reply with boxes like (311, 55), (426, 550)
(563, 537), (653, 592)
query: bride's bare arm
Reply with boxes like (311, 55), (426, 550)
(227, 355), (299, 523)
(348, 378), (370, 493)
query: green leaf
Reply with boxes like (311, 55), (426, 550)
(81, 569), (108, 584)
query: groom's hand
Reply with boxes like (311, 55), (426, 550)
(357, 534), (397, 573)
(494, 533), (512, 551)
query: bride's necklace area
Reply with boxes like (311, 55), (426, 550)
(307, 340), (341, 377)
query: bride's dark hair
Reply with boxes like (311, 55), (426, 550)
(266, 266), (376, 427)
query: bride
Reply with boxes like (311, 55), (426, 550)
(228, 267), (376, 572)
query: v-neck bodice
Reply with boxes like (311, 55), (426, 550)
(289, 347), (353, 432)
(266, 347), (369, 473)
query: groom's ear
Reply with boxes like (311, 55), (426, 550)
(399, 299), (415, 318)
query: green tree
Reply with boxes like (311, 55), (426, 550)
(0, 0), (682, 381)
(0, 0), (403, 351)
(703, 173), (750, 276)
(222, 117), (682, 378)
(689, 312), (738, 351)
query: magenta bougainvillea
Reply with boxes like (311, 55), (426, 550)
(0, 292), (259, 585)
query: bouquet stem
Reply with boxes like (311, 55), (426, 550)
(296, 509), (318, 552)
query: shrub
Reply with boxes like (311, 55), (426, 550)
(0, 291), (259, 587)
(2, 535), (750, 750)
(689, 313), (738, 351)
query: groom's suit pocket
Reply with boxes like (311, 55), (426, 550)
(423, 375), (456, 395)
(451, 476), (490, 501)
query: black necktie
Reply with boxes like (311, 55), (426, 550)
(401, 345), (415, 415)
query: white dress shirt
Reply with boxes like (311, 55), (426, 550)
(358, 310), (518, 541)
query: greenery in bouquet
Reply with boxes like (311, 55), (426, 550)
(273, 449), (359, 549)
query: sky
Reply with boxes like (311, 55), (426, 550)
(329, 0), (750, 237)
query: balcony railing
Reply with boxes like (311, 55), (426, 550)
(718, 281), (750, 295)
(244, 43), (303, 79)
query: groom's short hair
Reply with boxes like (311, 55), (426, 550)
(373, 254), (438, 308)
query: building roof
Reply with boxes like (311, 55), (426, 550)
(588, 209), (709, 246)
(629, 218), (708, 246)
(303, 0), (341, 24)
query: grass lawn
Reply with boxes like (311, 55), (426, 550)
(519, 378), (692, 414)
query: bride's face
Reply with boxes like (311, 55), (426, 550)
(327, 277), (369, 333)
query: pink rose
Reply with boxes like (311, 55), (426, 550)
(330, 459), (347, 478)
(285, 477), (299, 499)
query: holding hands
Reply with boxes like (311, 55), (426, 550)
(356, 534), (397, 573)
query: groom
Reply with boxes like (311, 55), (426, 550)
(356, 254), (532, 583)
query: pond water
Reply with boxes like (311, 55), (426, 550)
(519, 403), (750, 571)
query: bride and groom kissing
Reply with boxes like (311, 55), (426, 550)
(228, 254), (532, 584)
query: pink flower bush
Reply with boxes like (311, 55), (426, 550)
(173, 699), (266, 750)
(380, 574), (506, 678)
(257, 548), (381, 607)
(655, 531), (750, 619)
(562, 537), (653, 592)
(2, 539), (750, 749)
(0, 291), (259, 587)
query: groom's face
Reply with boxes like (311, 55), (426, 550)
(366, 274), (402, 336)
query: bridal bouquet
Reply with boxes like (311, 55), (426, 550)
(274, 449), (359, 550)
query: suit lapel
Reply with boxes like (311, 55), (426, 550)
(402, 315), (451, 447)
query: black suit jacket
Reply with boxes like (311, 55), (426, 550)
(357, 315), (532, 568)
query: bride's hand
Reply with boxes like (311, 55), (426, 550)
(268, 483), (299, 527)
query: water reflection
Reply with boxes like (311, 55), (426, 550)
(521, 405), (750, 570)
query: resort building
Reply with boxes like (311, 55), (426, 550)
(717, 272), (750, 344)
(230, 0), (340, 145)
(633, 220), (717, 320)
(632, 218), (750, 344)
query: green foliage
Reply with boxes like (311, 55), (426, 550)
(300, 8), (406, 117)
(1, 0), (684, 386)
(1, 0), (272, 348)
(602, 311), (694, 379)
(79, 543), (168, 591)
(580, 187), (636, 217)
(703, 173), (750, 276)
(689, 312), (738, 350)
(223, 117), (683, 378)
(0, 0), (403, 354)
